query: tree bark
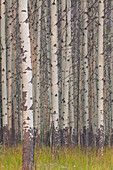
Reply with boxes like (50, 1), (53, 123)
(97, 0), (104, 155)
(19, 0), (34, 169)
(51, 0), (59, 149)
(83, 0), (89, 147)
(1, 0), (8, 145)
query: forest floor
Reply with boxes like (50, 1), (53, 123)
(0, 144), (112, 169)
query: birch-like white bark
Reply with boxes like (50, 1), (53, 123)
(35, 0), (42, 136)
(19, 0), (34, 168)
(61, 0), (66, 134)
(98, 0), (104, 152)
(83, 0), (89, 147)
(67, 0), (74, 145)
(8, 0), (13, 144)
(51, 0), (59, 146)
(1, 0), (8, 144)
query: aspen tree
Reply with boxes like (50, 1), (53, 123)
(92, 0), (98, 147)
(67, 0), (74, 146)
(35, 0), (42, 144)
(15, 0), (23, 141)
(62, 0), (72, 146)
(88, 0), (93, 146)
(45, 0), (52, 146)
(7, 0), (13, 145)
(1, 0), (8, 145)
(19, 0), (34, 168)
(74, 0), (81, 146)
(111, 0), (113, 145)
(78, 0), (84, 147)
(51, 0), (59, 148)
(97, 0), (104, 153)
(104, 0), (109, 146)
(83, 0), (89, 147)
(29, 0), (35, 131)
(12, 0), (18, 143)
(61, 0), (66, 145)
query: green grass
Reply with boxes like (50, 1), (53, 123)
(0, 145), (113, 169)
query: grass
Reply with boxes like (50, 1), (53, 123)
(0, 145), (113, 169)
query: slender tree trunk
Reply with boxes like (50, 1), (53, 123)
(111, 0), (113, 145)
(19, 0), (34, 169)
(1, 0), (8, 145)
(88, 1), (93, 147)
(51, 0), (59, 149)
(83, 0), (89, 147)
(97, 0), (104, 154)
(67, 0), (74, 146)
(92, 0), (98, 147)
(7, 0), (13, 145)
(12, 0), (18, 144)
(34, 0), (42, 145)
(61, 0), (66, 146)
(16, 0), (23, 141)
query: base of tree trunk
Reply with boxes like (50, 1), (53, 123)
(22, 129), (34, 170)
(105, 134), (109, 146)
(97, 125), (104, 149)
(3, 125), (8, 146)
(110, 129), (113, 146)
(9, 128), (13, 146)
(93, 134), (97, 147)
(52, 126), (59, 150)
(83, 127), (89, 147)
(34, 128), (42, 147)
(89, 126), (93, 147)
(45, 131), (50, 146)
(0, 128), (2, 144)
(70, 128), (77, 147)
(62, 127), (69, 146)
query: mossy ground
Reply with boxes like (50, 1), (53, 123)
(0, 144), (113, 169)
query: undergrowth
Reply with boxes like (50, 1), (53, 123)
(0, 144), (113, 169)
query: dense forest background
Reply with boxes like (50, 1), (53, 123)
(0, 0), (113, 169)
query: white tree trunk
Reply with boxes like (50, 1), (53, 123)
(51, 0), (59, 147)
(19, 0), (34, 168)
(1, 0), (8, 145)
(68, 0), (75, 146)
(98, 0), (104, 153)
(35, 0), (42, 143)
(8, 0), (13, 144)
(61, 0), (66, 145)
(92, 0), (98, 147)
(83, 0), (89, 147)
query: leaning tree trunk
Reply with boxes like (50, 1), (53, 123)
(97, 0), (104, 155)
(19, 0), (34, 169)
(1, 0), (8, 145)
(51, 0), (59, 149)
